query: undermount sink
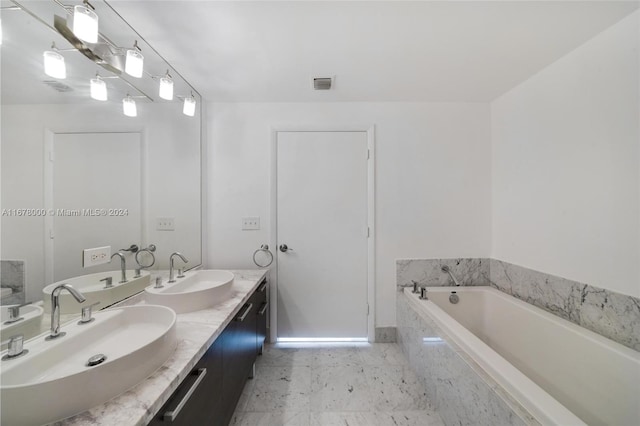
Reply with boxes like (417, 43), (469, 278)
(42, 270), (151, 314)
(0, 305), (177, 426)
(145, 269), (235, 313)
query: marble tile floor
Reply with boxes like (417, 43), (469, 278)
(230, 343), (444, 426)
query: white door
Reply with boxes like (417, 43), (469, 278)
(276, 131), (369, 339)
(50, 132), (142, 281)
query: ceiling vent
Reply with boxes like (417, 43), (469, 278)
(313, 77), (332, 90)
(43, 80), (74, 92)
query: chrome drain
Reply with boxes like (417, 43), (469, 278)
(86, 354), (107, 367)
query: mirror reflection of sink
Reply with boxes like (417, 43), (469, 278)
(42, 270), (151, 314)
(1, 304), (45, 349)
(145, 270), (234, 313)
(0, 304), (177, 426)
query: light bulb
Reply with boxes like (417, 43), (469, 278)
(159, 76), (174, 100)
(183, 96), (196, 117)
(123, 96), (137, 117)
(73, 5), (98, 44)
(43, 50), (66, 79)
(125, 49), (144, 78)
(90, 76), (107, 101)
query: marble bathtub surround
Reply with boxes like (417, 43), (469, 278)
(396, 292), (537, 426)
(396, 258), (640, 351)
(231, 342), (444, 426)
(396, 258), (490, 288)
(1, 259), (26, 304)
(489, 259), (640, 352)
(52, 269), (268, 426)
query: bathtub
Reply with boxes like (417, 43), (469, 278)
(398, 286), (640, 426)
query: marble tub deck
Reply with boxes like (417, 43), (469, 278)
(230, 343), (444, 426)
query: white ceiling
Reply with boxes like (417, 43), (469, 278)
(6, 1), (639, 103)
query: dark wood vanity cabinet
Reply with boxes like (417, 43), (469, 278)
(148, 278), (268, 426)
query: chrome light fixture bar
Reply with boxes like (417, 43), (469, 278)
(72, 0), (98, 43)
(125, 40), (143, 78)
(43, 42), (66, 79)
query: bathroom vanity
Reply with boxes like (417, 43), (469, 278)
(54, 269), (268, 426)
(148, 276), (268, 426)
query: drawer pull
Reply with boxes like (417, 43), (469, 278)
(236, 303), (253, 322)
(258, 280), (267, 292)
(258, 302), (268, 316)
(163, 368), (207, 422)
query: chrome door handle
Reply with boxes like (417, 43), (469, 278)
(279, 244), (293, 253)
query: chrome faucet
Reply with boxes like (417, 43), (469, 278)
(47, 284), (86, 340)
(110, 252), (128, 283)
(168, 252), (188, 283)
(441, 265), (461, 286)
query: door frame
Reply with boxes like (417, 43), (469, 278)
(269, 125), (376, 343)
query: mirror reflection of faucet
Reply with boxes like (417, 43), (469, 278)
(110, 252), (128, 283)
(168, 252), (189, 283)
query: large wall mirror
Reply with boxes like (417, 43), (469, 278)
(1, 0), (202, 336)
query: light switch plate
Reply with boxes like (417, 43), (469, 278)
(156, 217), (175, 231)
(83, 246), (111, 268)
(242, 217), (260, 230)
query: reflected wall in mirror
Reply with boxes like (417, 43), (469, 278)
(0, 0), (202, 333)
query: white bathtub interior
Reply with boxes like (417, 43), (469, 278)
(411, 287), (640, 426)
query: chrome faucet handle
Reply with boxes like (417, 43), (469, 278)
(177, 268), (185, 278)
(2, 334), (28, 360)
(134, 268), (142, 278)
(420, 287), (429, 300)
(79, 302), (100, 324)
(4, 302), (31, 324)
(411, 280), (420, 293)
(154, 277), (164, 289)
(100, 277), (113, 289)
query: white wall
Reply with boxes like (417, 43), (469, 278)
(207, 102), (491, 327)
(491, 11), (640, 297)
(1, 103), (201, 303)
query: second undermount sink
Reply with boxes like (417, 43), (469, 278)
(0, 304), (177, 426)
(144, 269), (235, 313)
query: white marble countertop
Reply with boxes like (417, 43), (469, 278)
(52, 269), (268, 426)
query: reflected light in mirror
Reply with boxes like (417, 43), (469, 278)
(43, 50), (66, 79)
(122, 95), (137, 117)
(72, 4), (99, 44)
(90, 76), (107, 101)
(159, 75), (173, 100)
(183, 96), (196, 117)
(125, 48), (144, 78)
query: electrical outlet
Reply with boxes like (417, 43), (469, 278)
(156, 217), (175, 231)
(83, 246), (111, 268)
(242, 217), (260, 230)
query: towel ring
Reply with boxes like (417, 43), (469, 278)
(135, 244), (157, 269)
(253, 244), (273, 268)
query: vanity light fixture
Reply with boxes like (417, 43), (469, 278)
(125, 40), (144, 78)
(158, 70), (173, 100)
(90, 74), (107, 101)
(72, 0), (98, 44)
(122, 94), (137, 117)
(43, 42), (66, 79)
(183, 93), (196, 117)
